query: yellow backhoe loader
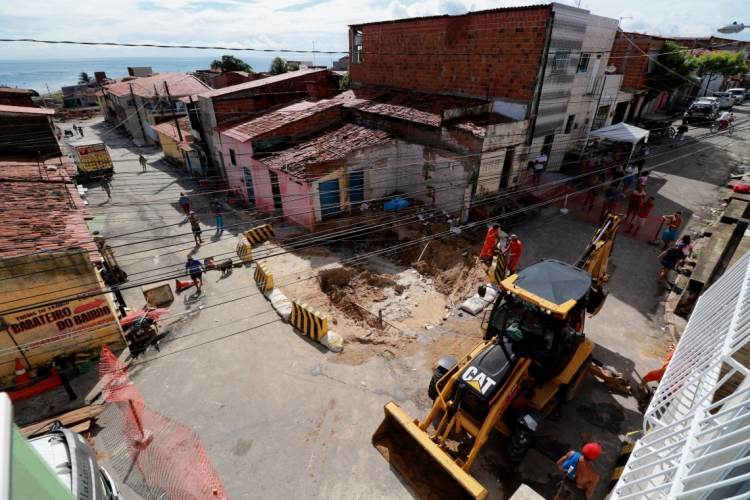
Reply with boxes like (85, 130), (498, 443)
(372, 213), (621, 500)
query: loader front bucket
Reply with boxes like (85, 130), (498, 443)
(372, 402), (488, 500)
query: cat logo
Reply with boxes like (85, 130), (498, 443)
(461, 366), (497, 394)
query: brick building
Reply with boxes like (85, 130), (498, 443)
(0, 104), (59, 158)
(0, 88), (39, 108)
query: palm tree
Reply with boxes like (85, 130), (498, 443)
(268, 57), (288, 76)
(78, 72), (92, 84)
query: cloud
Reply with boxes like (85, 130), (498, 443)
(438, 0), (470, 16)
(389, 0), (409, 19)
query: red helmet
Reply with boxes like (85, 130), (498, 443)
(583, 443), (602, 460)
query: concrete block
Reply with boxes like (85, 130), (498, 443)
(265, 288), (292, 322)
(141, 282), (174, 306)
(320, 331), (343, 352)
(509, 484), (544, 500)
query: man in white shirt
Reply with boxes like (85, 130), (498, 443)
(719, 111), (733, 130)
(533, 152), (548, 186)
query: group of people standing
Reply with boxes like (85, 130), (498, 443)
(480, 224), (523, 276)
(178, 193), (225, 245)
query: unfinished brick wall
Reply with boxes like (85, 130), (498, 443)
(350, 6), (551, 102)
(212, 92), (307, 124)
(306, 82), (334, 100)
(612, 32), (667, 92)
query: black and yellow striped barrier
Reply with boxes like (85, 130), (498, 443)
(244, 224), (274, 245)
(608, 430), (644, 491)
(236, 236), (252, 263)
(489, 252), (507, 285)
(254, 262), (274, 291)
(291, 298), (328, 341)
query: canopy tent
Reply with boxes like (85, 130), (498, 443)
(589, 122), (650, 144)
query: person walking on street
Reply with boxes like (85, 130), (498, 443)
(555, 443), (601, 500)
(188, 211), (203, 245)
(626, 196), (654, 235)
(185, 258), (204, 298)
(621, 163), (637, 197)
(179, 193), (191, 217)
(480, 224), (500, 261)
(77, 125), (84, 137)
(624, 185), (647, 225)
(211, 200), (224, 233)
(533, 151), (547, 187)
(100, 177), (112, 200)
(601, 185), (619, 219)
(139, 155), (147, 172)
(661, 211), (683, 250)
(657, 242), (686, 284)
(504, 235), (523, 275)
(671, 122), (688, 148)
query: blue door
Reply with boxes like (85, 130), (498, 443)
(319, 179), (340, 220)
(243, 167), (255, 203)
(348, 171), (364, 204)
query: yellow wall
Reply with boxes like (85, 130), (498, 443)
(157, 131), (185, 165)
(0, 250), (125, 385)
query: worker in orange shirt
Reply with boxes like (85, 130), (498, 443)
(504, 234), (523, 275)
(480, 224), (500, 261)
(639, 344), (677, 391)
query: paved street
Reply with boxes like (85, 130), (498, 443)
(69, 106), (749, 500)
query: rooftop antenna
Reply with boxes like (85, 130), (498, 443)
(312, 41), (318, 66)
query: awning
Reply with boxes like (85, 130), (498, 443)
(589, 122), (650, 144)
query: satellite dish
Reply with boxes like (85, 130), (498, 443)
(605, 65), (617, 73)
(718, 22), (745, 34)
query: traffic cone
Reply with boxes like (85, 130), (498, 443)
(175, 279), (193, 292)
(15, 358), (32, 389)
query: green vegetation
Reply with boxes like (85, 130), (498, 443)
(210, 55), (253, 74)
(697, 51), (749, 96)
(637, 40), (698, 118)
(78, 72), (93, 83)
(288, 61), (300, 71)
(340, 71), (350, 90)
(268, 57), (288, 76)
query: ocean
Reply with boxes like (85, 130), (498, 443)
(0, 56), (282, 94)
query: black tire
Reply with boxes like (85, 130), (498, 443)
(729, 124), (735, 136)
(428, 365), (451, 400)
(710, 122), (719, 134)
(505, 423), (534, 465)
(558, 355), (593, 403)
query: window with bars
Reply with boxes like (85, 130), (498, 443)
(552, 51), (571, 73)
(577, 53), (591, 74)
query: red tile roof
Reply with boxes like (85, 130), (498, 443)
(335, 87), (488, 127)
(104, 73), (210, 98)
(215, 99), (342, 142)
(0, 104), (55, 115)
(0, 88), (39, 97)
(151, 117), (192, 142)
(0, 158), (75, 182)
(201, 69), (327, 98)
(449, 113), (512, 137)
(261, 123), (390, 179)
(0, 159), (100, 263)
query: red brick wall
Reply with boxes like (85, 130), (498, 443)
(350, 7), (551, 101)
(612, 32), (667, 92)
(305, 82), (334, 100)
(251, 106), (342, 150)
(212, 92), (306, 124)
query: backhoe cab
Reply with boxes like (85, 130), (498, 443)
(372, 214), (621, 500)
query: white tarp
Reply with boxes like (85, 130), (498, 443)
(589, 123), (650, 144)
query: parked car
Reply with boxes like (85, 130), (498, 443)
(684, 99), (720, 124)
(727, 88), (746, 105)
(714, 91), (735, 109)
(28, 422), (123, 500)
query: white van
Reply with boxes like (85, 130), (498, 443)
(727, 88), (746, 105)
(714, 91), (735, 109)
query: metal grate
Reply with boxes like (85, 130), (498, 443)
(610, 250), (750, 499)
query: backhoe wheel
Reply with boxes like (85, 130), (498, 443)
(505, 423), (534, 465)
(559, 355), (593, 403)
(428, 364), (451, 400)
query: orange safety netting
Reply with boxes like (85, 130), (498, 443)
(99, 345), (228, 500)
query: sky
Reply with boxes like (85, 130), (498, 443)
(0, 0), (747, 60)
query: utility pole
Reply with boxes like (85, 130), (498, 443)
(128, 83), (147, 145)
(163, 81), (183, 142)
(312, 41), (318, 66)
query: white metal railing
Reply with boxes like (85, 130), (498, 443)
(610, 250), (750, 500)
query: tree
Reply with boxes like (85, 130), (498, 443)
(78, 72), (93, 84)
(210, 55), (253, 74)
(636, 40), (698, 119)
(340, 71), (350, 90)
(268, 57), (288, 76)
(288, 61), (300, 72)
(697, 51), (749, 96)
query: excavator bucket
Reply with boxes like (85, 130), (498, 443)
(372, 402), (488, 500)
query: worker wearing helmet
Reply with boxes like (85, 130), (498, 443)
(555, 442), (601, 499)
